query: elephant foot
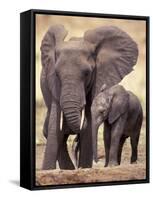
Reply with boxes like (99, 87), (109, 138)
(58, 159), (75, 170)
(42, 164), (56, 170)
(131, 160), (137, 164)
(131, 156), (137, 164)
(60, 166), (75, 170)
(104, 163), (108, 167)
(78, 167), (82, 169)
(79, 163), (92, 169)
(108, 160), (119, 167)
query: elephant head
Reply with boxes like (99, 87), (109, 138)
(91, 84), (129, 162)
(41, 25), (138, 135)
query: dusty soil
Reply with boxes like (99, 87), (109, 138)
(36, 164), (146, 186)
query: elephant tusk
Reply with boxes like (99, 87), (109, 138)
(80, 108), (85, 130)
(60, 111), (63, 131)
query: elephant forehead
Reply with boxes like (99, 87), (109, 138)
(56, 40), (94, 53)
(94, 94), (108, 107)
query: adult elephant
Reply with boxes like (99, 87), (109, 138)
(40, 25), (138, 170)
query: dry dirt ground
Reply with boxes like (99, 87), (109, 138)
(36, 121), (146, 186)
(36, 164), (146, 186)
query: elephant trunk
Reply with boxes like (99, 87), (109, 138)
(60, 79), (86, 133)
(60, 97), (85, 133)
(91, 120), (99, 162)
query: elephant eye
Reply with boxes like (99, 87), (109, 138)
(55, 68), (60, 79)
(83, 67), (91, 78)
(100, 108), (105, 114)
(55, 50), (60, 60)
(84, 70), (89, 77)
(55, 71), (59, 79)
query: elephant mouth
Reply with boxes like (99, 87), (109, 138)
(60, 107), (85, 133)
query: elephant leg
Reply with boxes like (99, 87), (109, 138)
(78, 117), (93, 168)
(58, 134), (75, 170)
(42, 101), (59, 170)
(130, 116), (141, 164)
(117, 136), (127, 165)
(108, 116), (126, 167)
(130, 135), (139, 164)
(103, 121), (111, 167)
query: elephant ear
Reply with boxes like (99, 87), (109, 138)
(84, 26), (138, 99)
(40, 25), (68, 100)
(108, 86), (129, 124)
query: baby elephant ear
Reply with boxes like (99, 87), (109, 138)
(84, 26), (138, 98)
(108, 87), (129, 124)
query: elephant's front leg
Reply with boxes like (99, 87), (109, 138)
(42, 102), (60, 170)
(103, 121), (111, 167)
(108, 116), (127, 167)
(78, 117), (93, 168)
(58, 134), (75, 170)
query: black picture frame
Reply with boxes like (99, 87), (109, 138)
(20, 9), (150, 190)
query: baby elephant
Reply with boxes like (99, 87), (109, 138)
(91, 84), (143, 167)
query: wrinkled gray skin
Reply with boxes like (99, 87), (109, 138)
(91, 84), (143, 167)
(40, 25), (138, 170)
